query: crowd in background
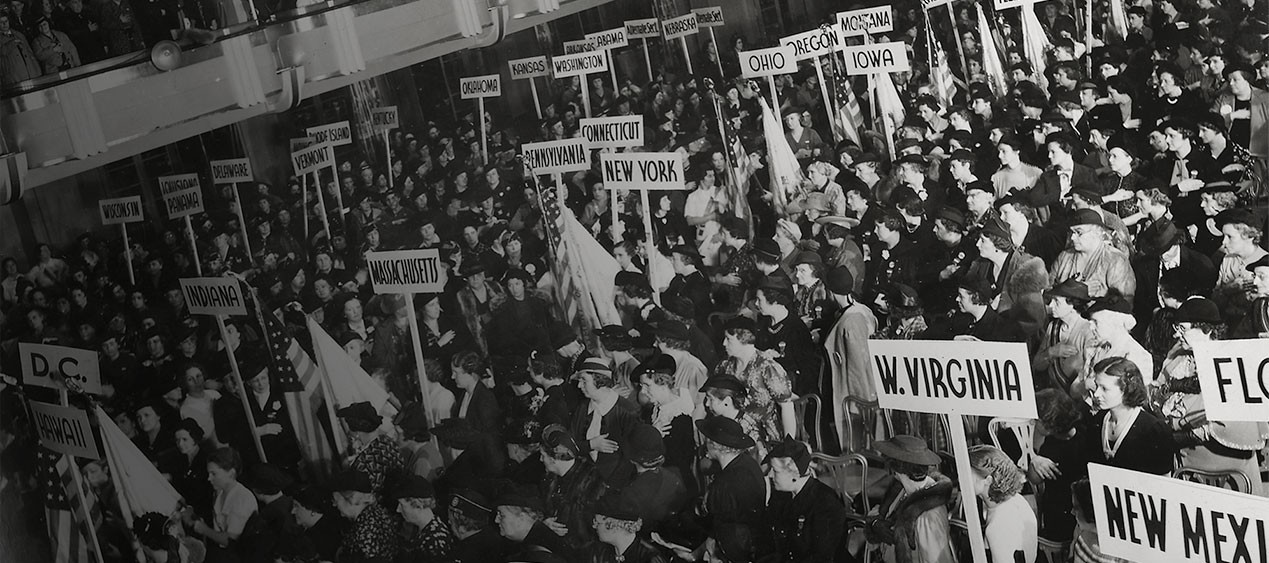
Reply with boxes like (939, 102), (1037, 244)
(2, 0), (1269, 561)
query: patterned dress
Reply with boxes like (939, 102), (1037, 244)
(715, 354), (793, 450)
(348, 434), (404, 494)
(397, 516), (453, 562)
(340, 503), (402, 562)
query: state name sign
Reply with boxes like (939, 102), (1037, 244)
(290, 137), (316, 152)
(1089, 464), (1269, 563)
(842, 41), (910, 75)
(867, 339), (1037, 418)
(508, 56), (550, 80)
(691, 7), (724, 27)
(838, 6), (893, 37)
(99, 196), (144, 225)
(210, 158), (253, 184)
(1193, 338), (1269, 422)
(740, 46), (797, 78)
(580, 115), (644, 149)
(371, 106), (399, 132)
(563, 39), (596, 54)
(20, 342), (102, 395)
(460, 74), (502, 99)
(292, 143), (334, 176)
(661, 13), (699, 40)
(624, 18), (660, 39)
(158, 173), (204, 219)
(995, 0), (1027, 8)
(923, 0), (952, 8)
(552, 51), (608, 78)
(780, 27), (843, 61)
(180, 277), (246, 316)
(29, 401), (99, 460)
(520, 138), (591, 175)
(306, 121), (353, 147)
(585, 27), (629, 50)
(601, 153), (686, 190)
(367, 249), (445, 294)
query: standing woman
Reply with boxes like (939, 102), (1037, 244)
(968, 445), (1038, 563)
(182, 447), (257, 563)
(454, 262), (503, 356)
(1086, 357), (1175, 475)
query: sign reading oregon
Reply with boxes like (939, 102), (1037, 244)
(367, 249), (445, 293)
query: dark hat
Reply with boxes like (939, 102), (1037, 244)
(614, 270), (650, 289)
(1163, 118), (1197, 137)
(393, 403), (431, 442)
(495, 486), (545, 512)
(336, 401), (381, 430)
(720, 215), (750, 237)
(632, 354), (676, 381)
(1138, 220), (1183, 258)
(175, 418), (205, 442)
(458, 260), (485, 277)
(291, 486), (332, 514)
(825, 265), (855, 295)
(548, 321), (578, 350)
(1106, 133), (1137, 160)
(695, 416), (755, 449)
(1076, 81), (1102, 93)
(1245, 254), (1269, 272)
(1044, 278), (1093, 303)
(1215, 208), (1257, 228)
(895, 138), (923, 154)
(958, 275), (999, 300)
(874, 435), (940, 465)
(1202, 180), (1238, 194)
(757, 274), (794, 298)
(895, 153), (927, 167)
(753, 238), (782, 262)
(504, 268), (534, 285)
(1175, 297), (1222, 324)
(450, 489), (494, 517)
(593, 494), (642, 522)
(596, 324), (633, 351)
(935, 206), (966, 228)
(541, 424), (582, 459)
(763, 435), (813, 474)
(1085, 293), (1133, 316)
(1070, 185), (1103, 204)
(652, 319), (691, 341)
(626, 424), (666, 465)
(887, 283), (923, 316)
(330, 470), (373, 494)
(245, 464), (293, 495)
(852, 152), (880, 166)
(978, 217), (1012, 241)
(1069, 208), (1105, 228)
(791, 250), (823, 267)
(699, 375), (747, 396)
(663, 295), (696, 320)
(722, 315), (756, 334)
(432, 417), (482, 449)
(781, 105), (804, 118)
(669, 243), (700, 259)
(575, 356), (613, 379)
(948, 149), (977, 163)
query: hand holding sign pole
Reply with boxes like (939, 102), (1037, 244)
(553, 50), (608, 118)
(366, 249), (446, 424)
(460, 75), (501, 165)
(781, 25), (845, 141)
(99, 195), (144, 285)
(291, 143), (336, 243)
(740, 45), (797, 105)
(306, 121), (354, 229)
(210, 159), (256, 266)
(586, 27), (629, 101)
(868, 339), (1038, 563)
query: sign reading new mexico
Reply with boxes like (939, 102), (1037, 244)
(867, 339), (1037, 418)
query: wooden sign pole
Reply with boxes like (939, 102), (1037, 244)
(232, 182), (254, 266)
(642, 38), (653, 80)
(479, 96), (489, 165)
(680, 37), (694, 74)
(948, 413), (988, 563)
(184, 216), (202, 275)
(312, 170), (333, 240)
(384, 130), (394, 188)
(529, 78), (544, 119)
(121, 224), (135, 285)
(215, 314), (268, 463)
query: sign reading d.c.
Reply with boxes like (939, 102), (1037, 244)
(20, 342), (102, 395)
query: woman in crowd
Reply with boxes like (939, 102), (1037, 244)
(713, 317), (796, 450)
(1086, 357), (1176, 474)
(969, 445), (1038, 563)
(182, 447), (256, 563)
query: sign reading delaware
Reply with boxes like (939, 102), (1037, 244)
(868, 339), (1036, 418)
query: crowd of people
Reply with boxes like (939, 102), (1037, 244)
(3, 0), (1269, 561)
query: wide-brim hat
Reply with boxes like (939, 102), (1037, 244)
(1044, 278), (1093, 303)
(763, 435), (812, 474)
(652, 319), (691, 342)
(695, 416), (755, 449)
(1245, 254), (1269, 273)
(874, 435), (940, 466)
(1138, 220), (1183, 258)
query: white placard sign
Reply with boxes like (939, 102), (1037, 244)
(28, 401), (100, 460)
(838, 6), (894, 37)
(371, 106), (399, 132)
(306, 121), (353, 147)
(661, 13), (699, 40)
(1193, 338), (1269, 422)
(841, 41), (910, 75)
(563, 39), (597, 54)
(460, 74), (502, 99)
(924, 0), (952, 8)
(586, 27), (629, 50)
(780, 27), (843, 60)
(366, 249), (446, 294)
(552, 51), (608, 78)
(180, 277), (247, 316)
(158, 173), (204, 219)
(508, 56), (550, 79)
(580, 115), (644, 149)
(520, 138), (591, 175)
(625, 18), (660, 39)
(691, 7), (724, 27)
(290, 137), (316, 152)
(20, 342), (102, 395)
(1089, 464), (1269, 563)
(291, 143), (334, 176)
(210, 158), (253, 184)
(98, 196), (144, 225)
(740, 46), (797, 78)
(867, 339), (1037, 418)
(995, 0), (1027, 8)
(601, 153), (686, 190)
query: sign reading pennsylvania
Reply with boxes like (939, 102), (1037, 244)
(460, 74), (502, 99)
(99, 196), (144, 225)
(867, 339), (1037, 419)
(158, 173), (204, 219)
(520, 138), (591, 174)
(291, 143), (334, 176)
(601, 153), (686, 190)
(306, 121), (353, 147)
(552, 51), (608, 78)
(1089, 463), (1269, 563)
(508, 56), (550, 79)
(210, 158), (253, 184)
(371, 106), (399, 132)
(180, 277), (246, 316)
(20, 342), (102, 394)
(29, 401), (100, 460)
(1193, 338), (1269, 422)
(367, 249), (445, 294)
(580, 115), (644, 149)
(624, 18), (660, 39)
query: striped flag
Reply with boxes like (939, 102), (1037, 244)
(1020, 4), (1051, 91)
(829, 50), (864, 146)
(926, 18), (957, 109)
(539, 182), (620, 348)
(977, 4), (1009, 96)
(710, 87), (755, 230)
(39, 448), (98, 563)
(251, 290), (339, 478)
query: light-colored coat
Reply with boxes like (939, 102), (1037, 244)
(824, 300), (877, 450)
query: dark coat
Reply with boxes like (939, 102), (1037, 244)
(766, 479), (848, 563)
(452, 384), (503, 436)
(569, 396), (641, 487)
(1027, 163), (1099, 222)
(1086, 409), (1175, 475)
(1132, 247), (1217, 321)
(706, 454), (769, 563)
(618, 467), (690, 532)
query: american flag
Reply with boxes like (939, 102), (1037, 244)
(709, 86), (754, 231)
(249, 286), (338, 478)
(539, 184), (578, 328)
(538, 181), (617, 350)
(926, 17), (957, 109)
(828, 32), (864, 146)
(39, 448), (99, 563)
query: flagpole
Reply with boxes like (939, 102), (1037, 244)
(304, 315), (348, 457)
(184, 216), (202, 275)
(121, 224), (135, 285)
(639, 189), (660, 306)
(945, 3), (971, 85)
(705, 77), (745, 218)
(55, 391), (107, 563)
(402, 294), (436, 425)
(216, 314), (268, 463)
(232, 183), (254, 267)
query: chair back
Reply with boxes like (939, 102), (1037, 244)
(811, 452), (871, 514)
(1174, 466), (1254, 494)
(1037, 538), (1071, 563)
(842, 396), (894, 452)
(791, 393), (823, 452)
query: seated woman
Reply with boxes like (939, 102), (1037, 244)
(1086, 357), (1176, 475)
(852, 435), (954, 563)
(181, 447), (258, 562)
(1030, 389), (1088, 542)
(968, 445), (1038, 563)
(1155, 298), (1269, 495)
